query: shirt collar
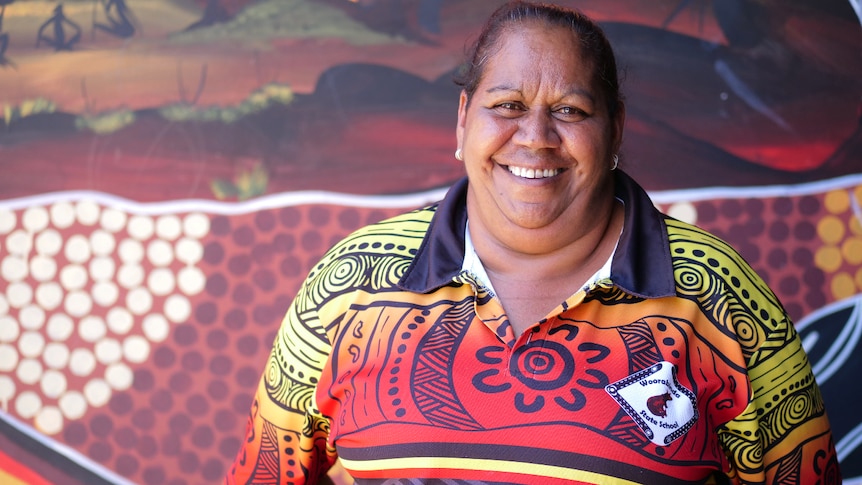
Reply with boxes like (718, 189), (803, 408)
(398, 171), (676, 298)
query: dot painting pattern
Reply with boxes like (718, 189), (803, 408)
(657, 184), (862, 322)
(0, 199), (403, 485)
(0, 208), (210, 439)
(1, 180), (860, 484)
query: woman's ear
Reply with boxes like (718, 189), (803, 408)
(612, 102), (626, 154)
(456, 90), (468, 151)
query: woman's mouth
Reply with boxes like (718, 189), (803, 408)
(507, 165), (564, 179)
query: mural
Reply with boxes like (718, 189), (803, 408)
(0, 0), (860, 484)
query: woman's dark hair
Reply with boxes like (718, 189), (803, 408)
(454, 1), (624, 119)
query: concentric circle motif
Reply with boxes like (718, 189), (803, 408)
(510, 340), (576, 391)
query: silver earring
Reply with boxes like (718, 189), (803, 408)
(611, 154), (619, 171)
(455, 149), (463, 161)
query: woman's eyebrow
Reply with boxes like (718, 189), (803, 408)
(484, 84), (595, 102)
(484, 84), (521, 94)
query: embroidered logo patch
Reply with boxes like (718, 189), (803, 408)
(605, 361), (698, 446)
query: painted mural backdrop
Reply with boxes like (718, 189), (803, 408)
(0, 1), (860, 484)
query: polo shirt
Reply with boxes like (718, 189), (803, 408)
(226, 171), (840, 485)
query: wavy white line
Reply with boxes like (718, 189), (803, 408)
(0, 174), (859, 215)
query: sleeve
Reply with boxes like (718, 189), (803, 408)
(717, 309), (842, 484)
(225, 277), (337, 485)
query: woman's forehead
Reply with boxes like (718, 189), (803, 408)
(480, 26), (594, 86)
(492, 23), (584, 63)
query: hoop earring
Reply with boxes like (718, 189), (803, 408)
(455, 149), (464, 161)
(611, 154), (619, 171)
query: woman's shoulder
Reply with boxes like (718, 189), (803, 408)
(663, 216), (740, 259)
(315, 204), (439, 266)
(662, 216), (785, 313)
(341, 204), (437, 246)
(294, 205), (440, 304)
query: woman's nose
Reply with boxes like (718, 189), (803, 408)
(513, 109), (561, 149)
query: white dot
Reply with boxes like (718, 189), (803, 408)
(69, 348), (96, 377)
(128, 215), (155, 240)
(164, 294), (192, 323)
(35, 406), (63, 435)
(40, 369), (67, 398)
(76, 200), (100, 226)
(117, 264), (144, 289)
(99, 208), (127, 233)
(0, 375), (15, 402)
(17, 358), (43, 385)
(106, 308), (134, 335)
(35, 229), (63, 256)
(177, 266), (205, 295)
(46, 314), (74, 341)
(35, 282), (63, 311)
(123, 335), (150, 364)
(64, 235), (92, 264)
(6, 230), (32, 256)
(147, 239), (174, 267)
(19, 306), (45, 330)
(6, 282), (33, 308)
(18, 331), (45, 358)
(50, 202), (75, 229)
(79, 315), (106, 342)
(89, 230), (116, 257)
(30, 255), (58, 281)
(1, 255), (28, 282)
(0, 316), (19, 342)
(118, 239), (144, 264)
(667, 202), (698, 225)
(95, 338), (122, 365)
(89, 256), (115, 281)
(183, 213), (210, 239)
(0, 294), (8, 315)
(156, 215), (183, 241)
(22, 207), (50, 233)
(64, 290), (93, 317)
(59, 391), (87, 420)
(176, 238), (204, 265)
(92, 281), (119, 307)
(15, 391), (41, 419)
(43, 342), (70, 369)
(142, 314), (169, 342)
(105, 363), (133, 390)
(147, 268), (176, 296)
(126, 287), (153, 315)
(0, 343), (19, 372)
(84, 379), (111, 407)
(0, 209), (16, 234)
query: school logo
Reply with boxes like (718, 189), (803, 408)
(605, 361), (698, 446)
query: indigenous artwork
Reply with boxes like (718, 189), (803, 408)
(0, 1), (859, 484)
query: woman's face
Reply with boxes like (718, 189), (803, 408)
(456, 22), (624, 236)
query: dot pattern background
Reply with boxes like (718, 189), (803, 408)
(0, 178), (860, 484)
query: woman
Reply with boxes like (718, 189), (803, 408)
(226, 2), (841, 484)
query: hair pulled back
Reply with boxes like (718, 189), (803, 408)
(454, 1), (624, 119)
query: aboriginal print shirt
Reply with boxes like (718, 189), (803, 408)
(226, 171), (841, 485)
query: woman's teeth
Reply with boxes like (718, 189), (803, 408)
(507, 166), (562, 179)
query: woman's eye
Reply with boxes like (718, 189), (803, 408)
(554, 106), (587, 120)
(494, 102), (523, 112)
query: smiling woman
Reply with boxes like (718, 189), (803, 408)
(453, 13), (625, 333)
(225, 2), (842, 484)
